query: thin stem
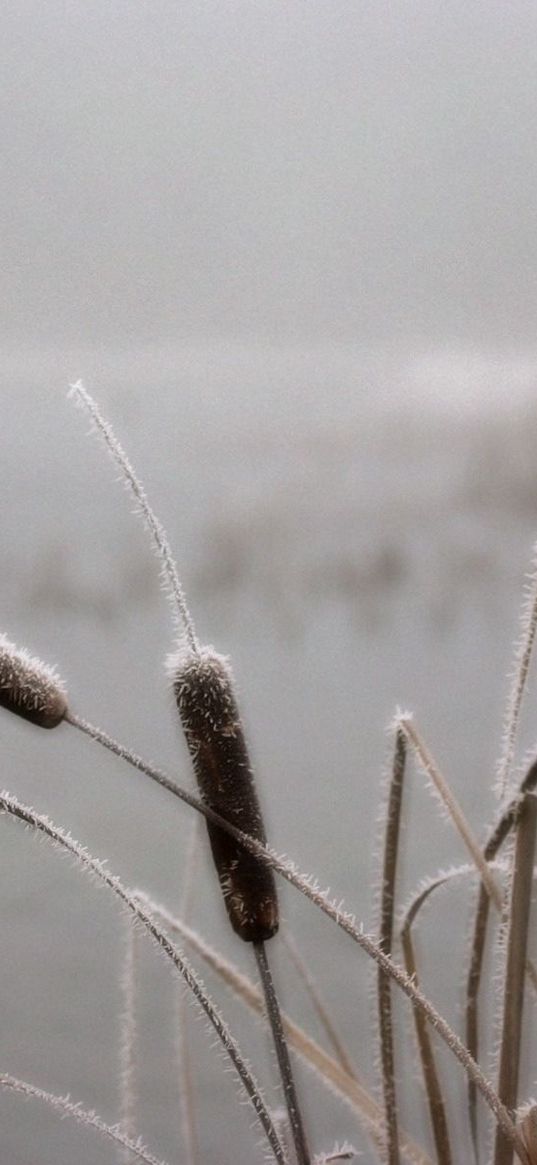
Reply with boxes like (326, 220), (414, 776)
(377, 729), (406, 1165)
(493, 792), (537, 1165)
(119, 917), (139, 1152)
(176, 817), (201, 1165)
(466, 878), (490, 1165)
(399, 718), (503, 911)
(0, 790), (286, 1165)
(0, 1073), (169, 1165)
(400, 879), (456, 1165)
(255, 940), (311, 1165)
(68, 382), (199, 655)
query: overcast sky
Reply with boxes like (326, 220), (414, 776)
(3, 2), (537, 357)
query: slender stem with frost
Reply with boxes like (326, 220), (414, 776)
(68, 381), (199, 655)
(0, 1073), (169, 1165)
(255, 940), (311, 1165)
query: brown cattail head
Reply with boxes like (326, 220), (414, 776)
(0, 634), (68, 728)
(169, 646), (278, 943)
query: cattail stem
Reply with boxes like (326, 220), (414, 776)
(255, 940), (311, 1165)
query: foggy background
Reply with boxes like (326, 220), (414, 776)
(3, 3), (537, 1163)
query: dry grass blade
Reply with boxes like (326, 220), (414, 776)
(398, 717), (503, 911)
(0, 1073), (170, 1165)
(400, 925), (451, 1165)
(400, 861), (506, 1164)
(493, 791), (537, 1165)
(400, 874), (467, 1165)
(377, 727), (407, 1165)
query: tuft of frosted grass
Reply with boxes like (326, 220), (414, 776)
(68, 381), (200, 656)
(63, 707), (527, 1158)
(496, 541), (537, 800)
(134, 891), (433, 1165)
(0, 789), (286, 1165)
(0, 632), (67, 728)
(0, 1073), (170, 1165)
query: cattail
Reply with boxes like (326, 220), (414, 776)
(169, 646), (279, 943)
(0, 634), (67, 728)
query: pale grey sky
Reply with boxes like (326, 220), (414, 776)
(3, 1), (537, 355)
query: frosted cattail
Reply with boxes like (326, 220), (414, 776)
(0, 634), (67, 728)
(169, 646), (279, 943)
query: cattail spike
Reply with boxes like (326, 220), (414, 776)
(0, 634), (67, 728)
(169, 645), (279, 943)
